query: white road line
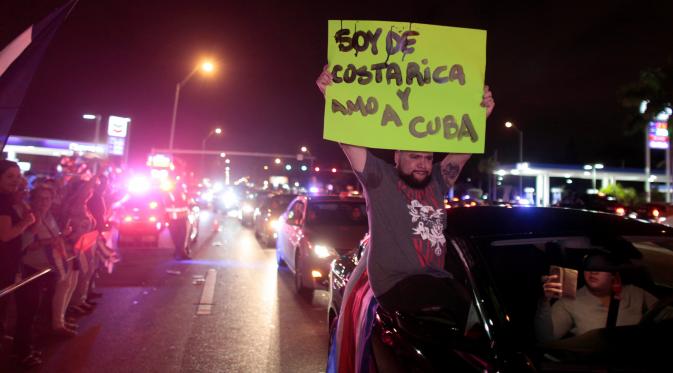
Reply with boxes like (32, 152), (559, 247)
(196, 268), (217, 315)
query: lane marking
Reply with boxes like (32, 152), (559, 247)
(196, 268), (217, 315)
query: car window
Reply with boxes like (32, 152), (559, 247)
(287, 201), (305, 225)
(305, 202), (366, 226)
(472, 235), (673, 363)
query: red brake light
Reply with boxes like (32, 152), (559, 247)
(653, 209), (660, 218)
(616, 207), (626, 216)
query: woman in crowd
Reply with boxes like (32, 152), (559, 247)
(0, 160), (37, 366)
(23, 186), (79, 338)
(62, 179), (97, 315)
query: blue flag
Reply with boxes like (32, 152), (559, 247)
(0, 0), (78, 151)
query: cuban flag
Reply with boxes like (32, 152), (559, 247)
(0, 0), (78, 151)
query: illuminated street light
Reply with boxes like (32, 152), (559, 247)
(201, 127), (223, 176)
(82, 113), (102, 144)
(263, 165), (269, 170)
(274, 158), (281, 164)
(505, 121), (524, 196)
(225, 159), (231, 164)
(301, 146), (308, 153)
(331, 168), (337, 173)
(584, 163), (604, 191)
(169, 59), (217, 150)
(219, 152), (226, 158)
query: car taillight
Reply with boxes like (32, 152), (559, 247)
(653, 209), (660, 218)
(616, 207), (625, 216)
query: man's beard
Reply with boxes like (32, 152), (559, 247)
(398, 170), (432, 189)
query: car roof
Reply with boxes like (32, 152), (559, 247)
(445, 206), (673, 238)
(304, 195), (365, 204)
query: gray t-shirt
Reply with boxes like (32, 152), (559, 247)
(355, 151), (451, 297)
(535, 285), (658, 341)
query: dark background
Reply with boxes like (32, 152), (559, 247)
(2, 0), (672, 178)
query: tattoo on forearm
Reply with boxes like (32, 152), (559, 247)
(442, 163), (460, 185)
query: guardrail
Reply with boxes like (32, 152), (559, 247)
(0, 255), (77, 299)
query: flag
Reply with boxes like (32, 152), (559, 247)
(0, 0), (78, 151)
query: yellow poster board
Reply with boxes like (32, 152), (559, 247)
(324, 20), (487, 153)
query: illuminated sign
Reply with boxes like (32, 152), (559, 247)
(147, 154), (172, 169)
(107, 116), (130, 138)
(648, 121), (669, 149)
(107, 137), (125, 155)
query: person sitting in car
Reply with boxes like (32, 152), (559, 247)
(535, 253), (657, 342)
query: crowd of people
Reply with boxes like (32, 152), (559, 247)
(0, 159), (118, 368)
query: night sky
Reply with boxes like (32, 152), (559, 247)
(2, 0), (672, 179)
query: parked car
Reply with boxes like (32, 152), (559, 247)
(111, 187), (199, 259)
(276, 195), (368, 299)
(631, 202), (673, 225)
(556, 193), (627, 216)
(253, 193), (296, 247)
(328, 206), (673, 372)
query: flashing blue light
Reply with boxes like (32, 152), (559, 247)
(300, 165), (308, 172)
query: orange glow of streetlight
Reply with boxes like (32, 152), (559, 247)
(201, 60), (215, 73)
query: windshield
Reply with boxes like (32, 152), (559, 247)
(473, 235), (673, 369)
(266, 194), (296, 214)
(306, 201), (367, 226)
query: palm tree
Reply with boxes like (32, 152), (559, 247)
(618, 56), (673, 135)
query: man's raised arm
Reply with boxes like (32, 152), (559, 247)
(317, 65), (367, 173)
(439, 85), (495, 187)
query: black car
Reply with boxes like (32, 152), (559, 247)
(328, 206), (673, 372)
(253, 193), (296, 247)
(557, 193), (627, 216)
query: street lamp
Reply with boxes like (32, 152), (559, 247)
(82, 114), (102, 145)
(584, 163), (604, 192)
(169, 59), (217, 151)
(505, 121), (524, 196)
(201, 127), (223, 176)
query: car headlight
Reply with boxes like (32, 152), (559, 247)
(313, 244), (336, 259)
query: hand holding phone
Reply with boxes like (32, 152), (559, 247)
(543, 266), (578, 300)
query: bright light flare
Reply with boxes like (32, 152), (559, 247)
(214, 127), (223, 135)
(128, 176), (150, 194)
(313, 244), (335, 258)
(82, 114), (97, 120)
(149, 201), (158, 209)
(505, 121), (513, 128)
(616, 207), (626, 216)
(201, 60), (215, 73)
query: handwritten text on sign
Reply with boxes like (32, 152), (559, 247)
(323, 21), (487, 153)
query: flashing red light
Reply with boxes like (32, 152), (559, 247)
(616, 207), (626, 216)
(331, 168), (337, 173)
(653, 208), (660, 218)
(314, 167), (320, 172)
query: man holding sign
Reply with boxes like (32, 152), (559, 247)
(317, 21), (494, 320)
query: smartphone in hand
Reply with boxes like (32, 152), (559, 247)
(550, 265), (578, 299)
